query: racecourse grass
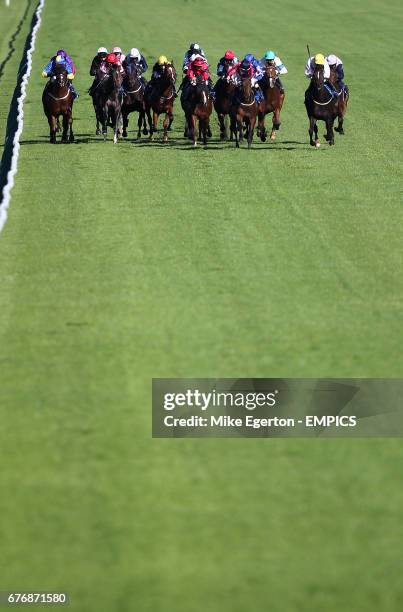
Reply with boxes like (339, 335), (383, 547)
(0, 0), (403, 610)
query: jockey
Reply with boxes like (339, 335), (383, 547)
(183, 43), (207, 73)
(187, 55), (214, 98)
(305, 53), (337, 97)
(123, 48), (148, 89)
(326, 54), (348, 94)
(148, 55), (177, 96)
(88, 47), (109, 96)
(43, 49), (76, 76)
(261, 50), (287, 92)
(90, 47), (108, 76)
(112, 47), (126, 73)
(216, 49), (238, 79)
(228, 58), (263, 103)
(41, 53), (78, 99)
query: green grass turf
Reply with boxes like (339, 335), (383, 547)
(0, 0), (37, 141)
(1, 0), (403, 610)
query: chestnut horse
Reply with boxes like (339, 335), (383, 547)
(182, 76), (213, 147)
(230, 72), (258, 149)
(257, 63), (285, 141)
(304, 65), (338, 147)
(42, 66), (74, 144)
(145, 63), (176, 142)
(213, 75), (236, 140)
(329, 66), (349, 135)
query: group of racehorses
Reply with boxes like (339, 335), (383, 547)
(42, 58), (348, 148)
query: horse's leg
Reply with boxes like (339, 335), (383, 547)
(60, 113), (68, 143)
(150, 110), (159, 140)
(203, 117), (209, 146)
(233, 116), (239, 148)
(114, 108), (121, 144)
(122, 108), (128, 138)
(238, 114), (244, 144)
(248, 115), (256, 149)
(192, 114), (198, 147)
(258, 111), (266, 142)
(48, 115), (57, 144)
(270, 107), (280, 140)
(168, 114), (174, 131)
(69, 110), (74, 143)
(309, 116), (318, 147)
(326, 117), (335, 146)
(162, 112), (170, 142)
(218, 113), (226, 140)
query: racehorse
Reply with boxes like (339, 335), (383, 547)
(145, 63), (176, 142)
(42, 65), (74, 144)
(329, 66), (349, 135)
(257, 63), (285, 142)
(121, 63), (150, 139)
(304, 65), (338, 147)
(230, 71), (258, 149)
(213, 75), (236, 140)
(89, 64), (110, 135)
(93, 63), (123, 143)
(181, 75), (213, 147)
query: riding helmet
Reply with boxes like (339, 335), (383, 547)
(98, 46), (108, 55)
(224, 50), (235, 60)
(314, 53), (325, 65)
(245, 54), (255, 63)
(264, 50), (276, 60)
(326, 54), (337, 65)
(158, 55), (168, 65)
(129, 48), (141, 59)
(240, 59), (251, 71)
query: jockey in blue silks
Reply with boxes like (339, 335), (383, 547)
(244, 54), (264, 102)
(42, 53), (78, 98)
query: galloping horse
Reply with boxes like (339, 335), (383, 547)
(257, 63), (285, 141)
(182, 76), (213, 147)
(230, 71), (258, 149)
(93, 63), (123, 143)
(213, 75), (236, 140)
(304, 65), (338, 147)
(329, 66), (349, 135)
(145, 63), (176, 142)
(42, 65), (74, 144)
(89, 65), (110, 135)
(121, 64), (149, 139)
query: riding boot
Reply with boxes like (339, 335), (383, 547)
(69, 83), (79, 99)
(276, 77), (285, 94)
(208, 78), (215, 100)
(88, 80), (96, 96)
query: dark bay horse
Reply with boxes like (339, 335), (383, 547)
(93, 64), (123, 143)
(257, 63), (285, 141)
(230, 73), (258, 149)
(42, 66), (74, 144)
(121, 64), (150, 139)
(329, 66), (349, 135)
(182, 76), (213, 147)
(145, 63), (176, 142)
(213, 75), (236, 140)
(304, 65), (338, 147)
(89, 65), (110, 134)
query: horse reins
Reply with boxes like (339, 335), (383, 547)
(47, 90), (70, 101)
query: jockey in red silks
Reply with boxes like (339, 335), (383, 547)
(187, 56), (215, 98)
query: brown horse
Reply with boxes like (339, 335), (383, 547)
(182, 76), (213, 147)
(230, 72), (258, 149)
(257, 63), (285, 141)
(42, 66), (74, 144)
(213, 75), (236, 140)
(145, 63), (176, 142)
(329, 66), (349, 135)
(304, 65), (338, 147)
(121, 63), (149, 139)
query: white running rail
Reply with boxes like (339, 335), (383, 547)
(0, 0), (46, 234)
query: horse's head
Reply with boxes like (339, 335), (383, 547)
(239, 73), (253, 103)
(264, 63), (277, 87)
(54, 65), (68, 87)
(312, 65), (325, 90)
(162, 62), (176, 84)
(192, 75), (209, 106)
(125, 62), (140, 85)
(110, 63), (123, 88)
